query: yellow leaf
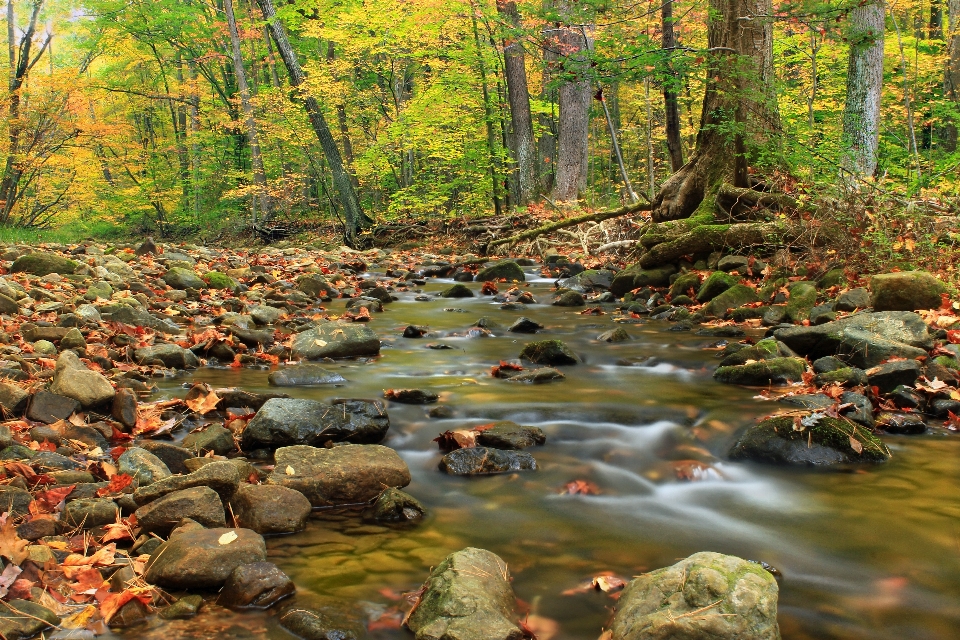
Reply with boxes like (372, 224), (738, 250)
(218, 531), (238, 545)
(314, 339), (328, 347)
(285, 465), (296, 475)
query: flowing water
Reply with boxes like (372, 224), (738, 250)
(121, 268), (960, 639)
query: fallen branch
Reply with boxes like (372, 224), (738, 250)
(485, 201), (653, 252)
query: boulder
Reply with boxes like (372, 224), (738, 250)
(26, 391), (78, 424)
(118, 447), (172, 486)
(610, 264), (677, 297)
(704, 285), (760, 318)
(219, 562), (295, 609)
(729, 414), (891, 465)
(50, 351), (115, 408)
(384, 389), (438, 404)
(669, 272), (701, 299)
(249, 304), (284, 325)
(783, 282), (817, 323)
(507, 317), (543, 334)
(870, 271), (947, 311)
(64, 498), (118, 528)
(519, 340), (580, 365)
(611, 552), (779, 640)
(182, 425), (235, 456)
(291, 322), (380, 360)
(834, 287), (870, 312)
(556, 269), (613, 293)
(552, 290), (585, 306)
(111, 388), (139, 428)
(241, 398), (389, 450)
(406, 547), (522, 640)
(598, 327), (630, 342)
(718, 338), (785, 367)
(865, 359), (922, 394)
(476, 260), (525, 282)
(475, 421), (546, 450)
(133, 460), (241, 506)
(280, 602), (368, 640)
(440, 283), (474, 298)
(439, 447), (537, 475)
(714, 358), (806, 386)
(136, 486), (226, 535)
(367, 488), (425, 523)
(144, 527), (267, 589)
(696, 271), (738, 302)
(267, 444), (411, 507)
(0, 599), (60, 640)
(10, 253), (77, 276)
(504, 368), (565, 383)
(100, 305), (180, 334)
(268, 364), (346, 387)
(137, 441), (194, 475)
(134, 343), (200, 369)
(162, 267), (205, 290)
(231, 483), (312, 534)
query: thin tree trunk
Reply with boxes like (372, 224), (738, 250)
(662, 0), (684, 172)
(551, 5), (593, 202)
(931, 0), (944, 38)
(840, 0), (885, 182)
(470, 2), (504, 216)
(891, 11), (921, 180)
(225, 0), (269, 224)
(944, 0), (960, 150)
(256, 0), (368, 243)
(326, 42), (359, 191)
(497, 0), (537, 206)
(645, 79), (655, 199)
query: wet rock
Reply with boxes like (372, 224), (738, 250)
(476, 260), (525, 282)
(118, 447), (172, 486)
(241, 398), (389, 449)
(64, 498), (118, 528)
(0, 599), (60, 640)
(696, 271), (738, 302)
(134, 343), (200, 369)
(834, 287), (871, 312)
(840, 391), (874, 427)
(875, 412), (926, 434)
(163, 267), (206, 290)
(136, 486), (226, 535)
(696, 326), (745, 337)
(611, 551), (779, 640)
(729, 414), (891, 465)
(231, 483), (311, 534)
(439, 447), (537, 475)
(144, 527), (267, 589)
(50, 351), (115, 408)
(0, 486), (32, 516)
(182, 425), (235, 456)
(714, 357), (806, 386)
(159, 595), (203, 620)
(704, 285), (760, 318)
(475, 421), (545, 450)
(26, 391), (79, 424)
(111, 388), (138, 429)
(718, 338), (783, 366)
(108, 595), (149, 628)
(268, 444), (411, 507)
(11, 253), (77, 276)
(137, 441), (194, 475)
(556, 269), (613, 292)
(870, 271), (947, 311)
(552, 290), (585, 306)
(219, 562), (295, 609)
(508, 317), (543, 333)
(813, 367), (867, 387)
(598, 327), (630, 342)
(0, 383), (28, 414)
(506, 367), (566, 382)
(519, 340), (580, 365)
(269, 364), (346, 387)
(384, 389), (438, 404)
(280, 604), (367, 640)
(291, 322), (380, 360)
(403, 325), (428, 338)
(406, 547), (522, 640)
(367, 488), (425, 522)
(611, 264), (676, 297)
(865, 359), (922, 394)
(133, 460), (241, 506)
(783, 282), (817, 323)
(440, 283), (474, 298)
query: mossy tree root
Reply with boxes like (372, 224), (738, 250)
(637, 221), (805, 269)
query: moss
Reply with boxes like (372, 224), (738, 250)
(784, 282), (817, 323)
(696, 271), (739, 302)
(714, 357), (806, 385)
(669, 272), (701, 299)
(933, 356), (960, 371)
(519, 340), (580, 365)
(758, 415), (890, 462)
(203, 272), (236, 290)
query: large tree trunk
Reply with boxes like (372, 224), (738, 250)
(550, 2), (592, 201)
(945, 0), (960, 150)
(651, 0), (778, 223)
(662, 0), (684, 172)
(256, 0), (368, 244)
(840, 0), (885, 181)
(497, 0), (537, 206)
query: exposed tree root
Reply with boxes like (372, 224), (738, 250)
(637, 221), (805, 268)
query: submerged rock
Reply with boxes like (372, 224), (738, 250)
(406, 547), (523, 640)
(268, 364), (346, 387)
(219, 562), (295, 609)
(611, 551), (780, 640)
(439, 447), (537, 475)
(367, 487), (425, 523)
(729, 414), (891, 465)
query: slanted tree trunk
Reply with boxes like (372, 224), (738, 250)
(650, 0), (779, 223)
(662, 0), (684, 172)
(256, 0), (368, 244)
(840, 0), (885, 182)
(945, 0), (960, 150)
(497, 0), (537, 206)
(551, 1), (593, 201)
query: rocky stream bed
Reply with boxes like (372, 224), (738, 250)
(0, 242), (954, 639)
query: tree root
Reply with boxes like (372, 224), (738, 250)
(637, 221), (805, 269)
(715, 184), (814, 221)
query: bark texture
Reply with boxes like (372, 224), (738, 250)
(662, 0), (684, 172)
(945, 0), (960, 150)
(497, 0), (537, 205)
(840, 1), (885, 180)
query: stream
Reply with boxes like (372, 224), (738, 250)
(116, 266), (960, 640)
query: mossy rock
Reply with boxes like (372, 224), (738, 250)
(718, 338), (782, 366)
(519, 340), (580, 365)
(610, 264), (677, 297)
(813, 367), (867, 386)
(11, 253), (78, 276)
(729, 414), (891, 465)
(440, 284), (474, 298)
(758, 277), (788, 301)
(669, 272), (701, 299)
(784, 282), (817, 323)
(203, 272), (238, 291)
(714, 357), (806, 385)
(696, 271), (738, 302)
(933, 355), (960, 371)
(476, 260), (525, 282)
(870, 271), (948, 311)
(729, 305), (769, 322)
(817, 268), (846, 289)
(704, 284), (760, 318)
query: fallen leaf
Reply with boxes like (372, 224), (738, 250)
(184, 383), (221, 415)
(0, 563), (22, 598)
(96, 473), (133, 497)
(0, 516), (28, 566)
(285, 465), (296, 475)
(100, 589), (151, 624)
(218, 531), (238, 545)
(849, 435), (863, 454)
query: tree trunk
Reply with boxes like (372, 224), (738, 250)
(256, 0), (368, 243)
(840, 0), (885, 181)
(650, 0), (779, 223)
(497, 0), (537, 206)
(550, 4), (592, 202)
(662, 0), (684, 172)
(470, 1), (504, 216)
(945, 0), (960, 150)
(931, 0), (944, 38)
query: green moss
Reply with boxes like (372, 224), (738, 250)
(714, 357), (806, 385)
(759, 415), (890, 462)
(933, 356), (960, 371)
(519, 340), (580, 365)
(784, 282), (817, 323)
(203, 271), (236, 290)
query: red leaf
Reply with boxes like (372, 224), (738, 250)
(96, 474), (133, 498)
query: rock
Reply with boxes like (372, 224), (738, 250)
(552, 290), (585, 306)
(704, 285), (760, 318)
(219, 562), (295, 609)
(669, 272), (701, 298)
(611, 551), (779, 640)
(249, 305), (284, 325)
(135, 486), (226, 535)
(865, 359), (922, 393)
(231, 483), (311, 534)
(556, 269), (614, 292)
(367, 488), (425, 522)
(783, 282), (817, 323)
(610, 264), (677, 297)
(64, 498), (118, 528)
(870, 271), (947, 311)
(291, 322), (380, 360)
(696, 271), (738, 302)
(598, 327), (630, 342)
(108, 595), (149, 627)
(406, 547), (522, 640)
(33, 451), (83, 470)
(58, 423), (108, 450)
(118, 447), (172, 486)
(26, 391), (79, 424)
(137, 441), (194, 475)
(519, 340), (580, 365)
(713, 358), (806, 386)
(297, 275), (339, 298)
(814, 367), (867, 387)
(440, 283), (474, 298)
(718, 338), (783, 366)
(773, 311), (933, 368)
(476, 260), (525, 282)
(384, 389), (438, 404)
(135, 237), (157, 255)
(875, 412), (927, 434)
(10, 253), (77, 276)
(134, 343), (200, 369)
(204, 272), (238, 291)
(0, 294), (18, 315)
(834, 287), (871, 312)
(507, 317), (542, 333)
(729, 414), (891, 465)
(696, 326), (745, 337)
(101, 305), (180, 334)
(159, 595), (203, 620)
(840, 391), (874, 427)
(31, 339), (56, 355)
(808, 304), (836, 325)
(111, 388), (138, 428)
(60, 327), (86, 350)
(241, 398), (389, 450)
(0, 445), (34, 460)
(280, 603), (367, 640)
(439, 447), (537, 475)
(163, 267), (206, 290)
(0, 599), (60, 640)
(268, 364), (346, 387)
(0, 486), (32, 516)
(475, 421), (545, 449)
(50, 351), (115, 408)
(268, 444), (411, 507)
(0, 383), (28, 414)
(505, 367), (565, 383)
(182, 425), (235, 456)
(144, 527), (267, 589)
(133, 460), (241, 506)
